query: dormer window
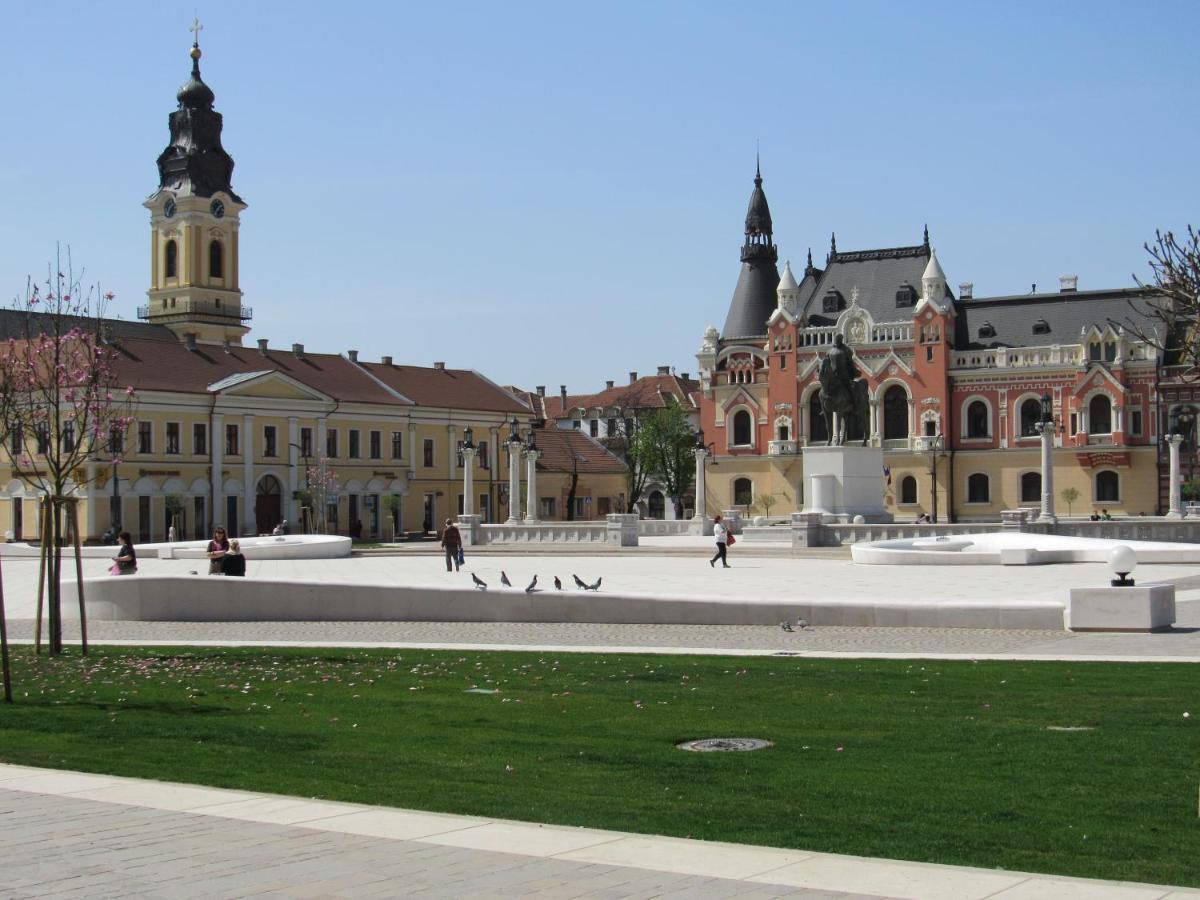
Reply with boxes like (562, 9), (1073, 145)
(977, 322), (996, 339)
(1032, 318), (1050, 335)
(895, 283), (917, 308)
(822, 289), (843, 313)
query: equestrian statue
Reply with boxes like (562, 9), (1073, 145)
(818, 334), (870, 446)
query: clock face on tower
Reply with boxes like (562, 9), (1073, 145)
(210, 199), (225, 219)
(163, 198), (176, 218)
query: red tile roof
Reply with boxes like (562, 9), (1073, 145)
(546, 374), (699, 416)
(362, 364), (530, 413)
(532, 428), (627, 475)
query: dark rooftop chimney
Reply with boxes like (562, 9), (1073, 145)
(560, 385), (568, 406)
(433, 361), (445, 370)
(185, 333), (197, 352)
(347, 349), (359, 362)
(292, 343), (305, 359)
(629, 371), (638, 384)
(680, 372), (690, 381)
(959, 282), (973, 300)
(536, 386), (546, 397)
(605, 380), (614, 390)
(1059, 275), (1078, 292)
(381, 355), (392, 366)
(257, 338), (269, 356)
(657, 365), (670, 375)
(222, 339), (232, 354)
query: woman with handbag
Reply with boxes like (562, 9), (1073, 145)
(710, 515), (731, 569)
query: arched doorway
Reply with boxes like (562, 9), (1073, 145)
(256, 475), (283, 536)
(647, 490), (666, 520)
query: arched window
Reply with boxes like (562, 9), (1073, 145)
(732, 410), (752, 446)
(647, 491), (665, 520)
(209, 239), (224, 279)
(1020, 471), (1041, 504)
(967, 473), (990, 504)
(777, 419), (790, 441)
(733, 477), (753, 507)
(165, 239), (177, 279)
(899, 476), (917, 505)
(1089, 394), (1112, 435)
(883, 386), (908, 440)
(809, 394), (828, 443)
(1020, 398), (1042, 436)
(966, 400), (989, 439)
(1095, 470), (1119, 502)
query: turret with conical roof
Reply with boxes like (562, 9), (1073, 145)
(721, 161), (781, 339)
(153, 37), (242, 201)
(142, 26), (249, 347)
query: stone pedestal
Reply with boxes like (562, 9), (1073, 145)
(605, 513), (639, 546)
(1167, 435), (1184, 519)
(800, 445), (891, 522)
(1069, 583), (1175, 632)
(791, 511), (826, 548)
(456, 513), (481, 546)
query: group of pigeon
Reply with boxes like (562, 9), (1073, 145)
(469, 571), (601, 593)
(780, 618), (809, 632)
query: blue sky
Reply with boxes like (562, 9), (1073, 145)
(1, 1), (1196, 391)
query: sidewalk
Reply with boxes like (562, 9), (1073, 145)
(2, 764), (1196, 899)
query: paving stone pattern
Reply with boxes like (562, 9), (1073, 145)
(0, 790), (870, 899)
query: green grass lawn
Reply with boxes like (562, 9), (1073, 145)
(1, 646), (1197, 886)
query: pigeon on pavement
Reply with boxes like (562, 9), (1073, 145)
(583, 577), (602, 591)
(501, 571), (512, 587)
(554, 576), (562, 590)
(572, 574), (587, 589)
(781, 621), (793, 632)
(797, 618), (809, 629)
(471, 573), (487, 591)
(525, 575), (538, 593)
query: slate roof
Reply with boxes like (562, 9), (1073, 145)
(801, 244), (937, 327)
(0, 309), (168, 343)
(952, 287), (1165, 350)
(723, 259), (781, 339)
(532, 428), (627, 475)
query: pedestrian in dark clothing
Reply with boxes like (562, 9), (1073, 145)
(222, 539), (246, 577)
(441, 518), (462, 572)
(112, 531), (137, 575)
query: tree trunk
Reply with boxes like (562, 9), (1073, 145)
(0, 553), (12, 702)
(49, 501), (63, 655)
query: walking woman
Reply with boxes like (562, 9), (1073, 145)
(710, 515), (731, 568)
(112, 531), (137, 575)
(206, 526), (230, 575)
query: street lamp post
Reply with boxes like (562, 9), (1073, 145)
(692, 429), (711, 522)
(1167, 407), (1188, 519)
(460, 426), (476, 517)
(927, 433), (946, 523)
(1034, 394), (1057, 524)
(505, 417), (523, 524)
(524, 429), (540, 523)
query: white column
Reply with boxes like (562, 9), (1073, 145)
(869, 400), (880, 446)
(287, 416), (299, 524)
(243, 413), (255, 535)
(692, 448), (707, 521)
(505, 439), (522, 523)
(1167, 434), (1184, 518)
(524, 449), (540, 523)
(212, 413), (224, 529)
(1038, 424), (1056, 523)
(906, 399), (915, 449)
(461, 447), (476, 516)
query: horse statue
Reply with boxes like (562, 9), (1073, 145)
(818, 335), (870, 446)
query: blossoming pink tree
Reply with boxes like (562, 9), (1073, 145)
(303, 458), (341, 534)
(0, 252), (137, 656)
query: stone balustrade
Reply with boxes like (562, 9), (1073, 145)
(458, 513), (638, 546)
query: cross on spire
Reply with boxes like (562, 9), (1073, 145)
(189, 16), (203, 46)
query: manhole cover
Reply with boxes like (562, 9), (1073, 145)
(676, 738), (773, 752)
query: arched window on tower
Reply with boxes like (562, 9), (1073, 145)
(209, 240), (224, 279)
(883, 386), (909, 441)
(966, 401), (989, 439)
(732, 410), (752, 446)
(1089, 394), (1112, 435)
(1020, 398), (1042, 437)
(165, 240), (177, 279)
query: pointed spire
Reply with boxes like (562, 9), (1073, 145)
(778, 260), (798, 292)
(806, 247), (814, 272)
(923, 223), (930, 248)
(744, 158), (772, 238)
(922, 248), (946, 283)
(827, 232), (838, 264)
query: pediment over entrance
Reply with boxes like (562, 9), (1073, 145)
(208, 370), (332, 403)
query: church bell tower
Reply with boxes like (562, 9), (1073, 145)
(142, 22), (250, 345)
